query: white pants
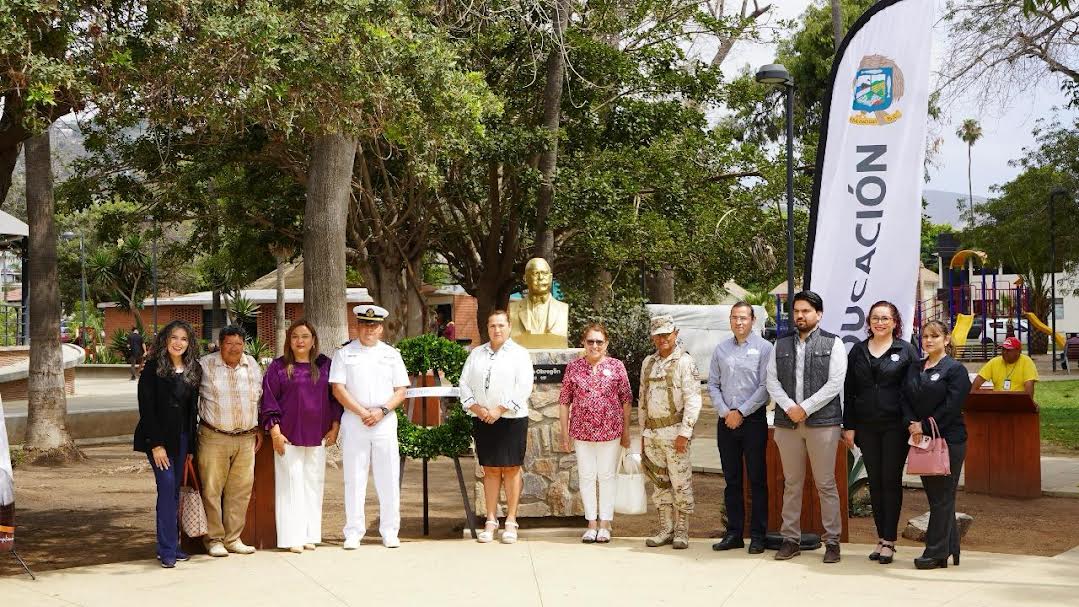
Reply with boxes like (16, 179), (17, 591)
(575, 439), (621, 522)
(341, 411), (400, 541)
(273, 444), (326, 548)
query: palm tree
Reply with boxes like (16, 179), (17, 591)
(957, 119), (983, 229)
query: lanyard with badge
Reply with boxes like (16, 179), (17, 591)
(1002, 361), (1018, 391)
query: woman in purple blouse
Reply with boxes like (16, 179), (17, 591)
(260, 319), (342, 553)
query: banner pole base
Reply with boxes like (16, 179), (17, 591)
(10, 550), (35, 580)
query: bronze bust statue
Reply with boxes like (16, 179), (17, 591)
(508, 258), (569, 349)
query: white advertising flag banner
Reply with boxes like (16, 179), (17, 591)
(805, 0), (935, 347)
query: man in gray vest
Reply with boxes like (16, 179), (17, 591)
(765, 290), (847, 563)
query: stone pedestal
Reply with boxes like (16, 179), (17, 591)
(474, 348), (584, 518)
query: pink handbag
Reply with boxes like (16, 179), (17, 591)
(906, 417), (951, 476)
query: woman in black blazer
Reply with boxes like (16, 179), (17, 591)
(905, 319), (971, 570)
(843, 300), (920, 564)
(133, 320), (202, 568)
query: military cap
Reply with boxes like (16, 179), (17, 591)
(353, 304), (389, 323)
(650, 314), (677, 335)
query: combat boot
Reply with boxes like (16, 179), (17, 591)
(672, 511), (690, 549)
(645, 507), (674, 547)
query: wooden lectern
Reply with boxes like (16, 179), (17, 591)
(964, 391), (1041, 498)
(742, 427), (849, 542)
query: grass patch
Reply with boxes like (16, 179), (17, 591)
(1037, 380), (1079, 451)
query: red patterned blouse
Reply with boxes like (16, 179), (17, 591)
(558, 356), (632, 442)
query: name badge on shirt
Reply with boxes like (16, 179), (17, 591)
(602, 368), (612, 378)
(930, 373), (940, 381)
(1003, 379), (1011, 390)
(890, 353), (900, 362)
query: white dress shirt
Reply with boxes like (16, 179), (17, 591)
(458, 339), (534, 419)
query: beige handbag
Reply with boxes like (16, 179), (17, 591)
(179, 459), (208, 538)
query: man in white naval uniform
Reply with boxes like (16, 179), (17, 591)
(330, 304), (410, 549)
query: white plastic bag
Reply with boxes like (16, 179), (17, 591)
(614, 449), (647, 515)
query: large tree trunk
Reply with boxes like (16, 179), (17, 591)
(532, 0), (571, 262)
(592, 268), (613, 310)
(363, 263), (409, 342)
(273, 251), (287, 355)
(0, 92), (30, 210)
(23, 130), (80, 463)
(645, 266), (675, 304)
(304, 134), (357, 350)
(830, 0), (844, 51)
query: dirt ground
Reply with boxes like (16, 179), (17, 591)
(2, 443), (1079, 577)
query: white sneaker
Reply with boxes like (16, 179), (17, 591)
(382, 536), (401, 549)
(477, 520), (498, 543)
(207, 543), (229, 558)
(343, 537), (361, 550)
(225, 541), (256, 555)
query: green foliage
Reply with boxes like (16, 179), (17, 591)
(395, 405), (474, 460)
(394, 335), (471, 459)
(566, 293), (653, 396)
(244, 337), (273, 365)
(1039, 380), (1079, 450)
(396, 334), (469, 385)
(228, 294), (261, 325)
(110, 328), (131, 360)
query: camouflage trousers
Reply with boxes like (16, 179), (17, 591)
(642, 437), (694, 514)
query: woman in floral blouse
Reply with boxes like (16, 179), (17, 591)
(559, 323), (632, 543)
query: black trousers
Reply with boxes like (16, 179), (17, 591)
(855, 424), (909, 541)
(920, 441), (967, 559)
(717, 414), (768, 539)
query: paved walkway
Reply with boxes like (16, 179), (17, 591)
(3, 376), (137, 416)
(3, 538), (1077, 606)
(690, 409), (1079, 498)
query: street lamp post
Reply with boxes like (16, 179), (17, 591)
(61, 230), (88, 345)
(1049, 187), (1068, 372)
(756, 63), (796, 334)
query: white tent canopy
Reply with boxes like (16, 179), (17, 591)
(645, 304), (769, 382)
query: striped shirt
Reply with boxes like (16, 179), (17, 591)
(198, 352), (263, 431)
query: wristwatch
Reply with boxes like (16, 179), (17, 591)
(380, 406), (390, 417)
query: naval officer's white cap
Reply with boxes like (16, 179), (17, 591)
(353, 304), (389, 323)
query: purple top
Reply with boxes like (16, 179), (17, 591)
(259, 354), (343, 447)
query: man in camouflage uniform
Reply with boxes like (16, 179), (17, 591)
(639, 315), (702, 549)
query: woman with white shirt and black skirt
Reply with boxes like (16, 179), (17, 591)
(458, 309), (535, 544)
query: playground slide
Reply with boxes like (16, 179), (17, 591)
(1024, 312), (1066, 349)
(951, 313), (973, 348)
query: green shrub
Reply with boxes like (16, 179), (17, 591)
(568, 295), (654, 398)
(110, 328), (131, 360)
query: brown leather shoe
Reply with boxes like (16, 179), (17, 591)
(774, 539), (801, 560)
(823, 542), (841, 564)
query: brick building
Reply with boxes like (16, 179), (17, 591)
(100, 259), (483, 349)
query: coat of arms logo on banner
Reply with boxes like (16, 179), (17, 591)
(850, 54), (904, 126)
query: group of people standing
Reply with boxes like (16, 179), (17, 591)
(707, 293), (972, 569)
(135, 290), (1000, 571)
(556, 291), (980, 571)
(134, 304), (409, 568)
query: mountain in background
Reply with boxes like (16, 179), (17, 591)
(922, 188), (986, 230)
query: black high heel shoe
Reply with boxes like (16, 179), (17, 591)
(869, 540), (883, 561)
(878, 542), (896, 565)
(914, 556), (948, 570)
(952, 551), (960, 566)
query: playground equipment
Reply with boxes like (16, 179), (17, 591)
(1024, 312), (1065, 349)
(915, 249), (1058, 361)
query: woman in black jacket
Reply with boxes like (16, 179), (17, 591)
(905, 319), (971, 570)
(133, 320), (202, 568)
(842, 300), (920, 564)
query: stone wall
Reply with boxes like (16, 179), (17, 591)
(475, 348), (586, 518)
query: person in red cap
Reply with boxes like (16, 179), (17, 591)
(971, 336), (1038, 397)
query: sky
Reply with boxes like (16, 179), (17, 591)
(703, 0), (1077, 198)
